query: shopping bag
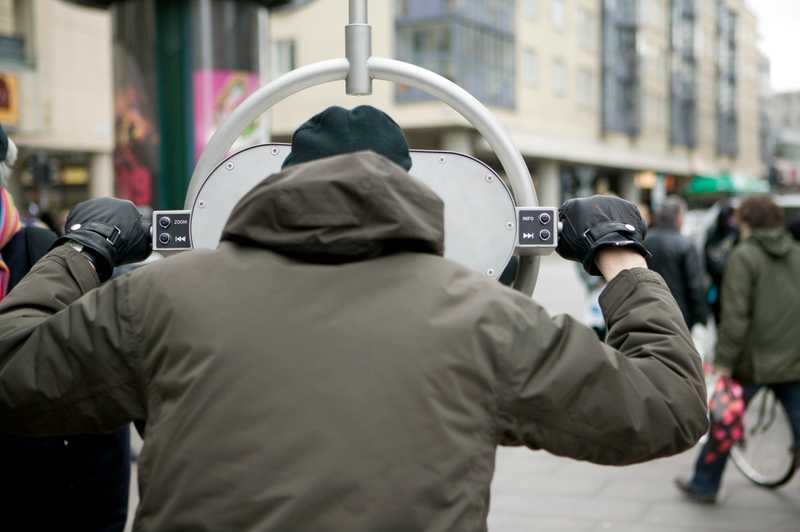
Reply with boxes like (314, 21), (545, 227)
(705, 375), (745, 462)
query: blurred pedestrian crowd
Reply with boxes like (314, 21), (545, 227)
(626, 194), (800, 504)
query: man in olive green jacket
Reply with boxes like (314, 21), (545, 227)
(677, 195), (800, 503)
(0, 107), (706, 531)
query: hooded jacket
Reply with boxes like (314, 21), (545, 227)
(0, 152), (707, 531)
(715, 229), (800, 383)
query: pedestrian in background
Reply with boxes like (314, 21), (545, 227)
(0, 125), (131, 532)
(676, 195), (800, 503)
(704, 200), (739, 324)
(645, 196), (709, 330)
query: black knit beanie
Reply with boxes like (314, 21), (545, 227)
(282, 105), (412, 171)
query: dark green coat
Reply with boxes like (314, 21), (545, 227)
(0, 152), (707, 531)
(716, 229), (800, 384)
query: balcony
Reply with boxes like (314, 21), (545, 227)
(394, 0), (516, 109)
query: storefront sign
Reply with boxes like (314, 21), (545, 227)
(0, 73), (19, 126)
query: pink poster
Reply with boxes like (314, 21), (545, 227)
(193, 70), (261, 160)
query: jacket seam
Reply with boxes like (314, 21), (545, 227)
(120, 276), (149, 417)
(494, 293), (540, 444)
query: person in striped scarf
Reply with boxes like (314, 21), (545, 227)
(0, 126), (21, 300)
(0, 187), (22, 300)
(0, 125), (132, 531)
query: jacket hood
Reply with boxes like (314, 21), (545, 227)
(750, 228), (793, 258)
(220, 151), (445, 263)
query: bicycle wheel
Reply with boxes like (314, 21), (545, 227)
(730, 388), (798, 489)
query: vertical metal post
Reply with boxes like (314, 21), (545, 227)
(257, 6), (272, 143)
(346, 0), (371, 95)
(348, 0), (367, 24)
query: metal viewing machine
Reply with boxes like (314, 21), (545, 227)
(152, 0), (558, 295)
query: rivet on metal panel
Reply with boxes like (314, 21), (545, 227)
(198, 200), (207, 209)
(225, 162), (234, 171)
(485, 174), (494, 182)
(271, 147), (280, 156)
(506, 221), (513, 229)
(486, 268), (495, 276)
(439, 156), (446, 164)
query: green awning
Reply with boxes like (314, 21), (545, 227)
(685, 174), (769, 196)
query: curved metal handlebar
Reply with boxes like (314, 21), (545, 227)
(187, 58), (350, 206)
(186, 57), (540, 294)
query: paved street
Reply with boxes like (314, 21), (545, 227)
(489, 445), (800, 531)
(126, 257), (800, 530)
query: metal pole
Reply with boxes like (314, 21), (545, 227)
(346, 0), (371, 94)
(348, 0), (367, 24)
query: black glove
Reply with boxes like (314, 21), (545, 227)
(56, 197), (152, 281)
(556, 195), (650, 276)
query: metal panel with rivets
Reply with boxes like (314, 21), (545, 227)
(173, 144), (519, 279)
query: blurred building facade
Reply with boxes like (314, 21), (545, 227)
(768, 91), (800, 188)
(0, 0), (112, 219)
(269, 0), (765, 207)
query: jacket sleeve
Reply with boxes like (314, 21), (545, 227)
(496, 268), (708, 465)
(0, 245), (145, 436)
(714, 249), (753, 372)
(683, 243), (709, 327)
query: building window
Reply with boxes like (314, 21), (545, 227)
(523, 0), (537, 19)
(271, 40), (296, 78)
(577, 68), (593, 106)
(553, 58), (566, 96)
(602, 0), (640, 136)
(0, 0), (34, 66)
(717, 1), (738, 156)
(670, 0), (697, 148)
(523, 48), (538, 85)
(552, 0), (565, 29)
(578, 8), (596, 51)
(395, 0), (516, 109)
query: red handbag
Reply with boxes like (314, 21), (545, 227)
(705, 375), (745, 462)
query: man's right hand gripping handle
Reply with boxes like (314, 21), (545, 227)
(556, 196), (651, 276)
(495, 195), (707, 465)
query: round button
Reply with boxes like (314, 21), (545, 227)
(539, 229), (552, 241)
(538, 213), (551, 225)
(159, 233), (171, 245)
(158, 216), (172, 229)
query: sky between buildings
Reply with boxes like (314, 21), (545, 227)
(747, 0), (800, 93)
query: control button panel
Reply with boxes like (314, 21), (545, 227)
(152, 210), (192, 251)
(516, 207), (558, 255)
